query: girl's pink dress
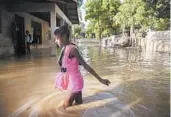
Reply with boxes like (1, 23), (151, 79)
(55, 45), (84, 93)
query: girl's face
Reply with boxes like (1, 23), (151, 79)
(55, 35), (63, 47)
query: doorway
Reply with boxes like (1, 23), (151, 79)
(15, 15), (25, 55)
(31, 21), (42, 47)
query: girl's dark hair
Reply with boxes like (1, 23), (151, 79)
(54, 24), (70, 41)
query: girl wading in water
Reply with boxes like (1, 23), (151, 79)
(54, 24), (111, 109)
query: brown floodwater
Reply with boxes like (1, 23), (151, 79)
(0, 43), (170, 117)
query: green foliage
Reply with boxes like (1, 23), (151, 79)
(147, 0), (170, 19)
(113, 0), (169, 32)
(85, 0), (121, 39)
(85, 22), (94, 38)
(153, 18), (170, 30)
(114, 0), (148, 33)
(85, 0), (169, 37)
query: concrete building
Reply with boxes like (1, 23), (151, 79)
(0, 0), (79, 57)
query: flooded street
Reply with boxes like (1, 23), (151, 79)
(0, 42), (170, 117)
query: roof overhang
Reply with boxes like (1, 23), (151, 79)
(3, 0), (79, 24)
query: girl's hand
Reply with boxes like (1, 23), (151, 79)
(100, 79), (111, 86)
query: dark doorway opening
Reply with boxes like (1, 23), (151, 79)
(56, 17), (61, 27)
(15, 15), (25, 55)
(31, 21), (42, 46)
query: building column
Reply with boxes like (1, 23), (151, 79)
(69, 25), (73, 42)
(60, 19), (65, 26)
(50, 8), (56, 56)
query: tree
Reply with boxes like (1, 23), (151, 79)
(85, 0), (121, 40)
(85, 22), (94, 38)
(101, 0), (121, 35)
(146, 0), (170, 19)
(146, 0), (170, 30)
(85, 0), (104, 40)
(114, 0), (169, 35)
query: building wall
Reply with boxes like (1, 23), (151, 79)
(0, 5), (15, 57)
(138, 31), (170, 52)
(0, 5), (50, 57)
(100, 31), (170, 53)
(15, 12), (50, 46)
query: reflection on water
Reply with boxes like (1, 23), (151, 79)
(0, 43), (170, 117)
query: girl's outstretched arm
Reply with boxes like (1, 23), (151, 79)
(71, 48), (111, 86)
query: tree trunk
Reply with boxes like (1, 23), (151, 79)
(130, 25), (134, 47)
(97, 13), (102, 45)
(122, 25), (125, 35)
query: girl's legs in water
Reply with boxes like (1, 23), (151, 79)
(63, 92), (75, 108)
(63, 91), (82, 109)
(75, 91), (82, 105)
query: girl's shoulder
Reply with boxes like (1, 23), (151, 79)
(68, 44), (82, 58)
(68, 44), (77, 54)
(64, 44), (77, 56)
(67, 43), (78, 51)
